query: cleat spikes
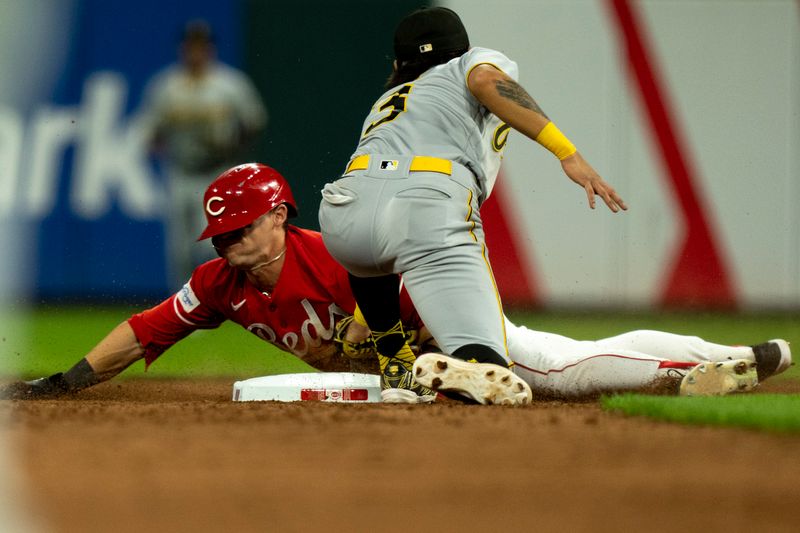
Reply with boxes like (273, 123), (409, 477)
(412, 353), (533, 406)
(680, 358), (758, 396)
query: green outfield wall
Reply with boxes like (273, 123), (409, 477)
(244, 0), (421, 230)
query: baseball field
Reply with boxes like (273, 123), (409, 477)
(2, 307), (799, 532)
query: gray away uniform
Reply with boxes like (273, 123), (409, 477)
(319, 47), (518, 359)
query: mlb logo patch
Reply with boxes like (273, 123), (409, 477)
(380, 160), (399, 171)
(178, 282), (200, 313)
(419, 43), (433, 53)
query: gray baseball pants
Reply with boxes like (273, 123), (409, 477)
(318, 154), (509, 361)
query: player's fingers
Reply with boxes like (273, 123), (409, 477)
(584, 183), (596, 209)
(611, 189), (628, 211)
(597, 185), (619, 213)
(595, 179), (627, 213)
(612, 194), (628, 211)
(589, 181), (613, 212)
(605, 185), (628, 212)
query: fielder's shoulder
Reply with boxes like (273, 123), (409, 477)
(462, 47), (519, 81)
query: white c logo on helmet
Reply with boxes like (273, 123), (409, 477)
(206, 196), (225, 216)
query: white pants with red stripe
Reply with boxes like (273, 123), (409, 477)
(505, 318), (754, 397)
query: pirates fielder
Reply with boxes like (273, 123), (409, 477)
(318, 7), (626, 404)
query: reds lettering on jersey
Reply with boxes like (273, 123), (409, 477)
(129, 227), (419, 371)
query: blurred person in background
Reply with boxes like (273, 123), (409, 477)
(139, 19), (267, 288)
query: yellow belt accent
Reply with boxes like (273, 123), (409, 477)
(345, 155), (370, 172)
(410, 156), (452, 174)
(345, 155), (452, 175)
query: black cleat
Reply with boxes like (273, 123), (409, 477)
(751, 339), (792, 381)
(381, 359), (437, 404)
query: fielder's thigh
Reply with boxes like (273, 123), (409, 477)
(393, 174), (508, 360)
(319, 177), (385, 277)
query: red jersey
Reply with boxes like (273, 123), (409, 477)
(129, 226), (420, 371)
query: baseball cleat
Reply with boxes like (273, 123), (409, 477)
(412, 353), (532, 406)
(381, 359), (437, 404)
(679, 359), (758, 397)
(751, 339), (792, 381)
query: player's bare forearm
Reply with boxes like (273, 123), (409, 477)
(467, 65), (550, 141)
(468, 65), (627, 213)
(84, 321), (146, 381)
(0, 322), (144, 399)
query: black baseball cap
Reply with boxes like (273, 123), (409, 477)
(393, 7), (469, 63)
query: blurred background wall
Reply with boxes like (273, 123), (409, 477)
(453, 0), (800, 310)
(0, 0), (797, 310)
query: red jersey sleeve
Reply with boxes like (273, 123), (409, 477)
(128, 260), (228, 367)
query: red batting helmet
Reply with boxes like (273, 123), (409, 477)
(198, 163), (298, 241)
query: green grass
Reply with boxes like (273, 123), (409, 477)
(3, 305), (796, 434)
(0, 305), (314, 379)
(602, 393), (800, 433)
(1, 306), (798, 381)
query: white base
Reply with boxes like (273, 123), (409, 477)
(232, 372), (382, 403)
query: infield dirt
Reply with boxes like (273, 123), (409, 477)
(3, 378), (800, 533)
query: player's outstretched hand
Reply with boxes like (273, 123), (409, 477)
(0, 373), (71, 400)
(561, 152), (627, 213)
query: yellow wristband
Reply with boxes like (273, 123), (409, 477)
(353, 305), (368, 327)
(535, 122), (577, 160)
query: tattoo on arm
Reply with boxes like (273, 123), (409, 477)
(494, 79), (549, 119)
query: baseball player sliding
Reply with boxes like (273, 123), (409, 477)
(319, 7), (627, 405)
(2, 164), (790, 401)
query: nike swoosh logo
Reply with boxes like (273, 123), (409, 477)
(231, 299), (246, 311)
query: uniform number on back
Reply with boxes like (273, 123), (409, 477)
(364, 84), (413, 136)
